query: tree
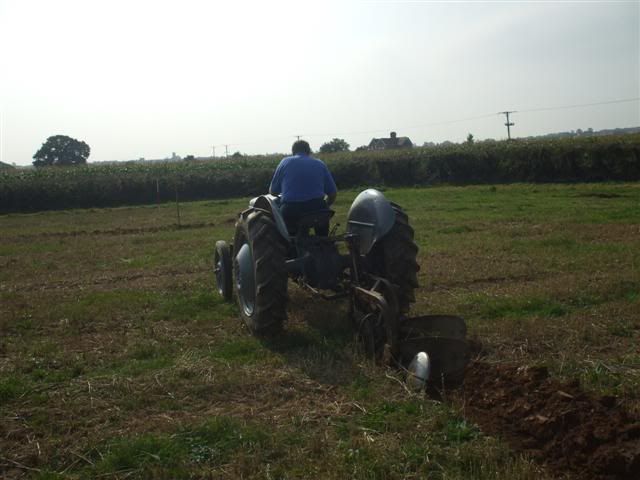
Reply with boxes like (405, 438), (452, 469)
(319, 138), (350, 154)
(33, 135), (90, 167)
(466, 133), (474, 145)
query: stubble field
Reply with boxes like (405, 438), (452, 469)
(1, 183), (639, 479)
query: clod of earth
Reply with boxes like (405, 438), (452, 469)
(458, 361), (640, 480)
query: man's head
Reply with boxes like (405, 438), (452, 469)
(292, 140), (311, 156)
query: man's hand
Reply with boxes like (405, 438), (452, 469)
(326, 192), (337, 206)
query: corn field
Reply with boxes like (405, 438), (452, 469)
(1, 135), (638, 212)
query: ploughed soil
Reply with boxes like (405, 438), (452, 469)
(457, 361), (640, 480)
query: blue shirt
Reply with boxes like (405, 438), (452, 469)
(269, 154), (337, 203)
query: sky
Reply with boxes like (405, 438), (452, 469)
(1, 0), (639, 165)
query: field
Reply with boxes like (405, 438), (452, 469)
(1, 183), (639, 479)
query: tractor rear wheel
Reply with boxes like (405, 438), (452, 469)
(233, 210), (288, 335)
(366, 207), (420, 314)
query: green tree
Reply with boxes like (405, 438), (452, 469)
(319, 138), (350, 153)
(33, 135), (90, 167)
(466, 133), (474, 145)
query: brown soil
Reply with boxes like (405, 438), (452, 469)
(458, 361), (640, 479)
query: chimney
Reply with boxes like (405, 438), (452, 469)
(390, 131), (397, 139)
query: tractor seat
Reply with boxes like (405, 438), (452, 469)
(291, 209), (335, 236)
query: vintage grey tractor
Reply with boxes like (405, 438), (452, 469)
(214, 189), (469, 387)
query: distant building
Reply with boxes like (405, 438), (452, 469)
(368, 131), (413, 150)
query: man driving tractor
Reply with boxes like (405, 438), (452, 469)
(269, 140), (337, 235)
(215, 142), (465, 387)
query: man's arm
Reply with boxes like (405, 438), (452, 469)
(269, 160), (285, 195)
(323, 163), (337, 206)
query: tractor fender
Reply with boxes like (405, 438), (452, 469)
(248, 195), (290, 241)
(346, 189), (396, 254)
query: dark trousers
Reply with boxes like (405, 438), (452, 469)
(281, 197), (329, 236)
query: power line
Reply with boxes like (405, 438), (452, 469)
(514, 97), (640, 114)
(211, 134), (296, 149)
(212, 114), (500, 149)
(303, 112), (499, 139)
(211, 97), (640, 151)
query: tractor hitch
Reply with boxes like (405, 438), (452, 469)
(351, 275), (470, 388)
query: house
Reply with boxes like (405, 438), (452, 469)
(368, 131), (413, 150)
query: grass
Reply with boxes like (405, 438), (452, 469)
(0, 182), (638, 478)
(87, 416), (271, 478)
(0, 376), (27, 404)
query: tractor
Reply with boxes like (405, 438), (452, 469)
(214, 189), (469, 387)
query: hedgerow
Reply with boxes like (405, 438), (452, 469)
(1, 135), (638, 212)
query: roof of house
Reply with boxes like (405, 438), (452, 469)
(368, 133), (413, 149)
(369, 136), (413, 148)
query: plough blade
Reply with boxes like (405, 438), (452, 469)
(396, 315), (470, 386)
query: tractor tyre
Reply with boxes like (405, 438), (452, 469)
(367, 207), (420, 314)
(233, 210), (288, 335)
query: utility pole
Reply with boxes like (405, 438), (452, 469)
(500, 111), (515, 140)
(224, 145), (229, 157)
(295, 135), (301, 141)
(211, 145), (216, 158)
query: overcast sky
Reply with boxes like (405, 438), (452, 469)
(1, 0), (639, 165)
